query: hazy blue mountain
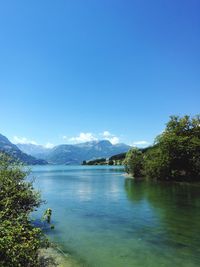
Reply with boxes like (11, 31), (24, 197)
(16, 139), (130, 164)
(0, 134), (47, 165)
(17, 143), (50, 159)
(31, 140), (130, 164)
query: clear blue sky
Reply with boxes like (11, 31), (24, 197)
(0, 0), (199, 147)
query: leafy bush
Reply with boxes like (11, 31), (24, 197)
(125, 115), (200, 181)
(0, 153), (48, 267)
(124, 148), (144, 177)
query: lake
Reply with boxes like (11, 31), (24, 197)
(31, 165), (200, 267)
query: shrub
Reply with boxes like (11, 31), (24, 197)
(124, 148), (144, 177)
(0, 153), (48, 267)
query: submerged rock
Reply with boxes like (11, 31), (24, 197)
(38, 247), (81, 267)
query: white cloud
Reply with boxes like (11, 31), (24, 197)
(13, 136), (54, 148)
(102, 131), (111, 137)
(62, 135), (68, 140)
(63, 131), (121, 145)
(132, 140), (149, 146)
(108, 136), (120, 145)
(44, 142), (54, 149)
(101, 131), (120, 145)
(13, 136), (38, 145)
(67, 132), (98, 143)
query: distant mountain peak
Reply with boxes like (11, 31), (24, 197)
(1, 135), (131, 165)
(30, 139), (130, 164)
(0, 133), (47, 165)
(0, 133), (12, 144)
(97, 140), (112, 145)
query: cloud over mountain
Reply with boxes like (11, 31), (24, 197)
(63, 131), (120, 145)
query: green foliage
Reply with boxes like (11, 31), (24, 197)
(83, 158), (107, 165)
(144, 145), (170, 180)
(145, 115), (200, 181)
(125, 115), (200, 181)
(43, 208), (52, 224)
(124, 148), (144, 177)
(0, 153), (48, 267)
(109, 153), (126, 161)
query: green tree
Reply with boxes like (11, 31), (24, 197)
(0, 153), (48, 267)
(145, 115), (200, 181)
(108, 160), (114, 165)
(144, 145), (170, 180)
(124, 148), (144, 177)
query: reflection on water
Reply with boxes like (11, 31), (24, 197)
(125, 179), (200, 261)
(32, 166), (200, 267)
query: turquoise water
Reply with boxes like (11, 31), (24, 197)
(31, 165), (200, 267)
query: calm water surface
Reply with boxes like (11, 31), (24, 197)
(31, 165), (200, 267)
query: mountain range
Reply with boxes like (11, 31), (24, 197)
(17, 140), (131, 164)
(0, 134), (47, 165)
(0, 133), (130, 165)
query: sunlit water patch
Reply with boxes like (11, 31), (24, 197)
(30, 165), (200, 267)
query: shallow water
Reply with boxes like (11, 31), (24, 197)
(31, 165), (200, 267)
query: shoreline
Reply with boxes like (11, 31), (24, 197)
(123, 173), (145, 180)
(39, 246), (82, 267)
